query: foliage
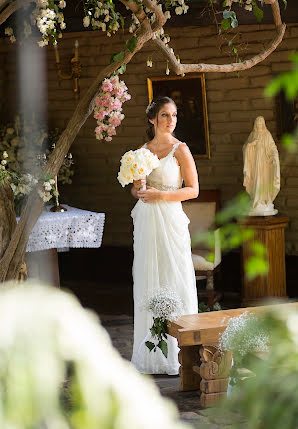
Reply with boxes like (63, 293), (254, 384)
(192, 192), (269, 280)
(219, 311), (269, 384)
(219, 306), (298, 429)
(0, 282), (188, 429)
(198, 301), (221, 312)
(0, 117), (74, 213)
(265, 52), (298, 151)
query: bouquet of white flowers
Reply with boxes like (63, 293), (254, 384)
(144, 289), (184, 358)
(117, 147), (160, 189)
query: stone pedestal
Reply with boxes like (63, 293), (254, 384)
(239, 216), (289, 307)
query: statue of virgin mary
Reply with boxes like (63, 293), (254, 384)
(243, 116), (280, 216)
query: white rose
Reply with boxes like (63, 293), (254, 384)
(60, 22), (66, 29)
(175, 6), (183, 15)
(83, 16), (90, 27)
(5, 27), (13, 36)
(164, 11), (171, 19)
(245, 4), (252, 10)
(1, 160), (7, 165)
(3, 151), (8, 159)
(59, 0), (66, 8)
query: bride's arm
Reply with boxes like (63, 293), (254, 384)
(137, 143), (199, 203)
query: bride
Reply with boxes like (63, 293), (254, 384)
(130, 96), (199, 375)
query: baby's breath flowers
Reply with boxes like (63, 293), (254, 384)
(219, 311), (269, 384)
(144, 289), (184, 358)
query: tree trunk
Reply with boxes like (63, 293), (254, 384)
(0, 181), (17, 265)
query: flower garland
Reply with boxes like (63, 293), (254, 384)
(94, 75), (131, 142)
(5, 0), (67, 46)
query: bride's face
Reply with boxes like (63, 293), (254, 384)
(153, 102), (177, 134)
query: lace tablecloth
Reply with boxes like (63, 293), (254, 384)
(25, 205), (105, 253)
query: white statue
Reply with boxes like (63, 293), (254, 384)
(243, 116), (280, 216)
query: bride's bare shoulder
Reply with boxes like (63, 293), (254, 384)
(176, 142), (191, 155)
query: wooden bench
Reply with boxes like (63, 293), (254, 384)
(167, 302), (298, 407)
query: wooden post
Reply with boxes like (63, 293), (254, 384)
(239, 216), (289, 307)
(25, 248), (60, 287)
(195, 344), (232, 407)
(178, 345), (201, 391)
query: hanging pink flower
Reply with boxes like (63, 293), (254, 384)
(102, 79), (113, 92)
(93, 74), (131, 142)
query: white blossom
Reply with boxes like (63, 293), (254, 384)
(83, 16), (90, 27)
(245, 4), (252, 11)
(164, 11), (171, 19)
(145, 289), (184, 322)
(59, 0), (66, 8)
(5, 27), (13, 36)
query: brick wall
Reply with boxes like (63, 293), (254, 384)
(1, 23), (298, 252)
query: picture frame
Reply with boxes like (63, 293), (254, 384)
(147, 73), (210, 159)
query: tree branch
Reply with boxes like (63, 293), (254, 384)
(153, 0), (285, 73)
(0, 0), (166, 281)
(0, 0), (34, 26)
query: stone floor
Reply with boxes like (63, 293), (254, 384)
(100, 314), (241, 428)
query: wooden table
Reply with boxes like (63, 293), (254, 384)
(167, 302), (298, 407)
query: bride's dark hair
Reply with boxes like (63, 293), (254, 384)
(146, 96), (177, 140)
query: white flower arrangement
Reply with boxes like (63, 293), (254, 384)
(219, 311), (269, 384)
(144, 289), (184, 358)
(117, 147), (160, 188)
(5, 0), (67, 46)
(0, 117), (74, 213)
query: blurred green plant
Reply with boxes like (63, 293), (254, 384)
(265, 51), (298, 151)
(218, 305), (298, 429)
(0, 282), (187, 429)
(192, 192), (269, 281)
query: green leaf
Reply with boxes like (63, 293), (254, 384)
(221, 18), (230, 30)
(110, 51), (125, 63)
(126, 36), (137, 53)
(245, 256), (269, 280)
(119, 15), (125, 29)
(253, 3), (264, 23)
(150, 327), (156, 337)
(231, 18), (238, 28)
(223, 10), (233, 19)
(158, 340), (168, 358)
(145, 341), (155, 352)
(117, 63), (126, 74)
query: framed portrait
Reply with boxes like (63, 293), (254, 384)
(147, 73), (210, 159)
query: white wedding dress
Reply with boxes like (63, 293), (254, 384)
(130, 142), (198, 375)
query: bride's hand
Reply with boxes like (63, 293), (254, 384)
(133, 178), (146, 189)
(137, 186), (161, 203)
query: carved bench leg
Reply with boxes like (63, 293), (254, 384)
(178, 345), (201, 391)
(195, 344), (232, 407)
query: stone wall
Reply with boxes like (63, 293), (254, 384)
(1, 23), (298, 252)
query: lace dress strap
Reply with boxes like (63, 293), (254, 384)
(171, 142), (182, 156)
